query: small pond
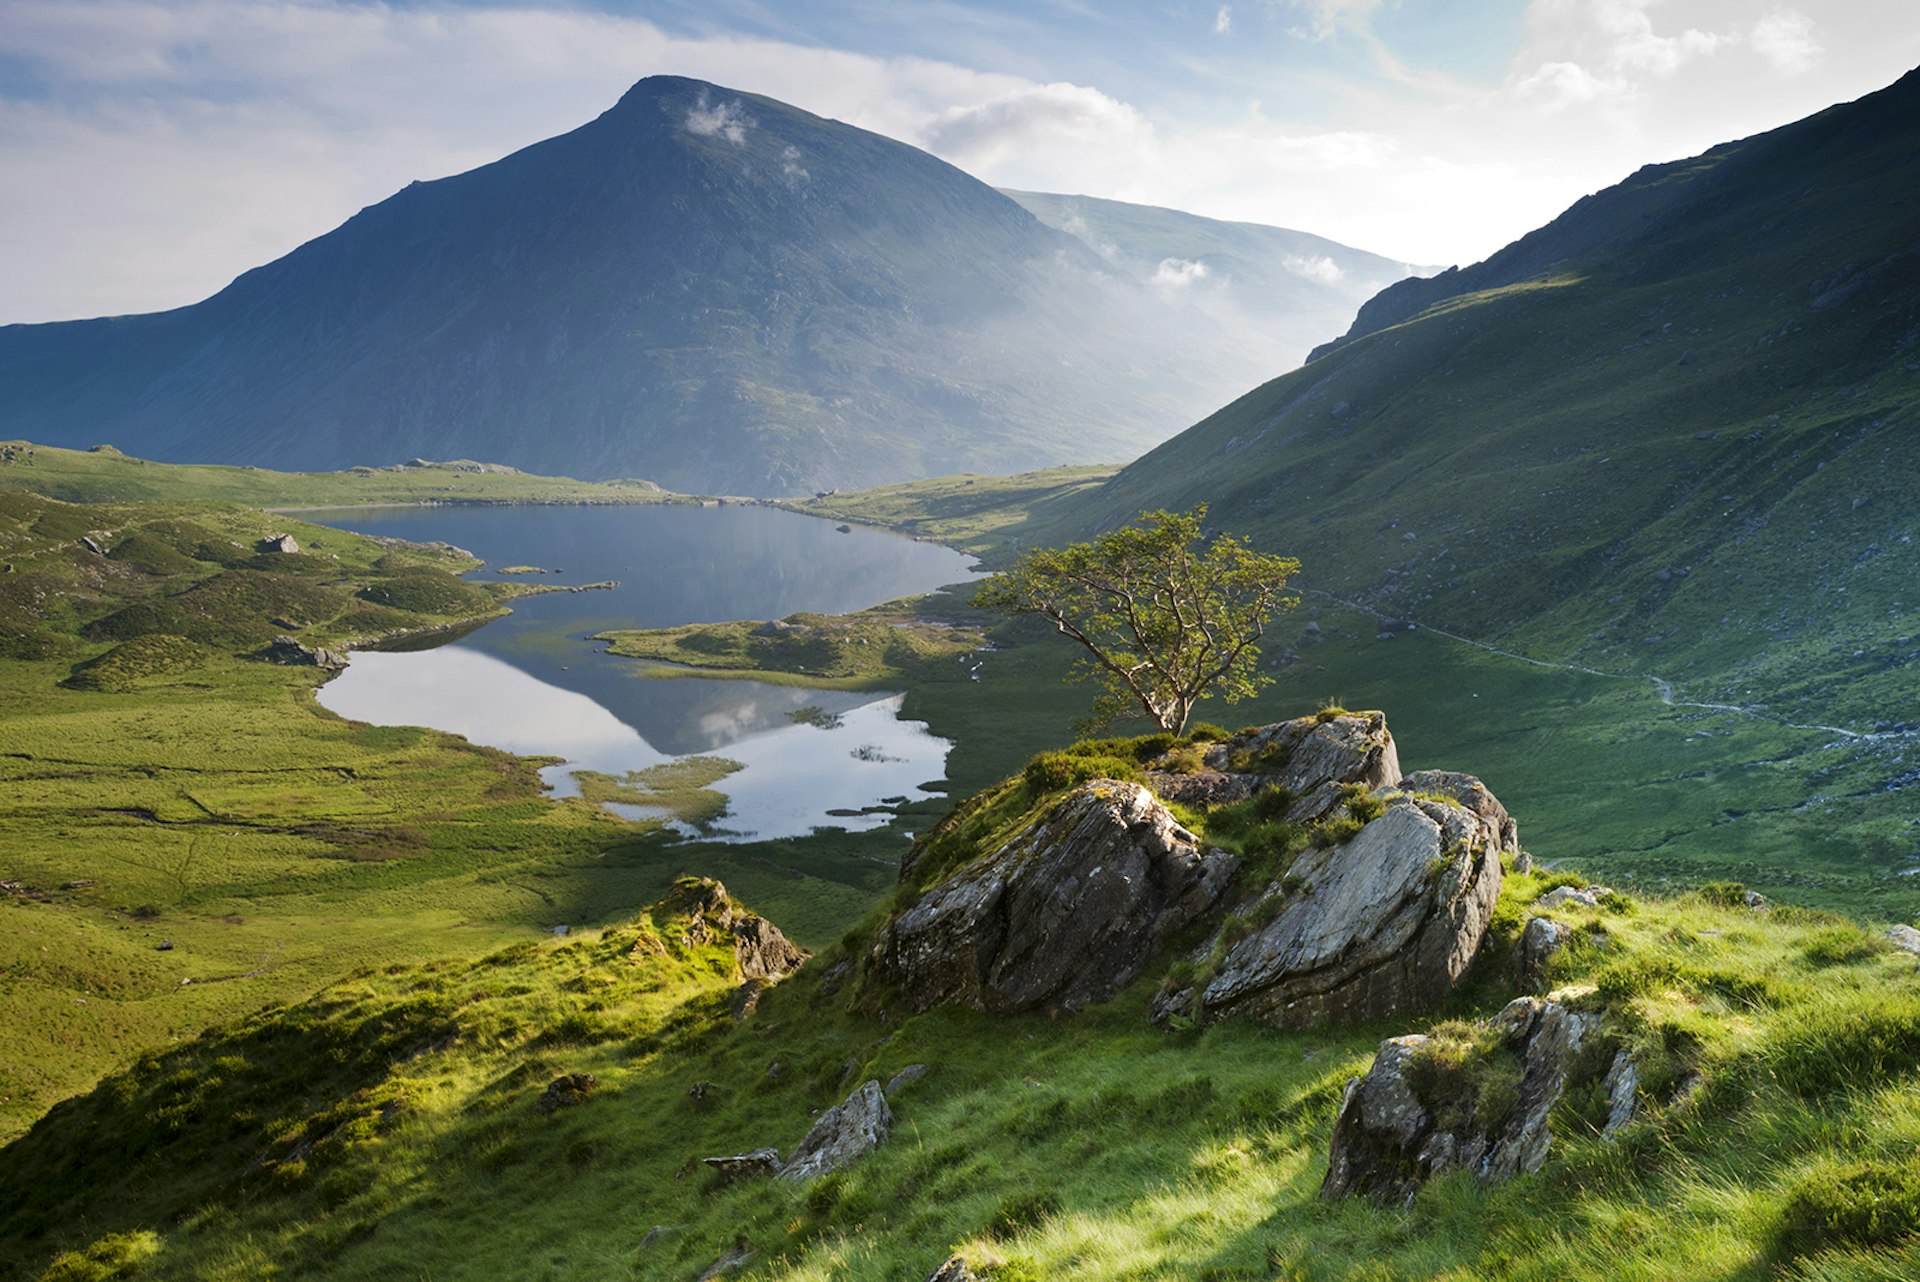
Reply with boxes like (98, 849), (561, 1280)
(307, 503), (977, 840)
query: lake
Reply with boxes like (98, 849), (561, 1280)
(306, 503), (977, 839)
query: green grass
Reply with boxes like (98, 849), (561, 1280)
(0, 441), (678, 508)
(598, 604), (984, 688)
(781, 467), (1117, 555)
(572, 757), (745, 828)
(5, 825), (1920, 1281)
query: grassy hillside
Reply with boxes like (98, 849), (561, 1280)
(4, 747), (1918, 1282)
(0, 488), (905, 1141)
(0, 441), (673, 508)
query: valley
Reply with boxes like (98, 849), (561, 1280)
(2, 45), (1918, 1282)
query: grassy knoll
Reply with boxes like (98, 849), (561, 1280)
(4, 753), (1919, 1282)
(598, 604), (985, 688)
(0, 441), (676, 509)
(782, 466), (1117, 555)
(572, 757), (745, 828)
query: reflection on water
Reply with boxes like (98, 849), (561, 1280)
(308, 504), (975, 839)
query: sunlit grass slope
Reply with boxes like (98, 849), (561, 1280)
(0, 489), (887, 1140)
(5, 753), (1918, 1282)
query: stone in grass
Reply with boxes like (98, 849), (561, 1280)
(778, 1080), (893, 1182)
(1536, 885), (1612, 910)
(701, 1149), (783, 1183)
(537, 1073), (597, 1114)
(1886, 924), (1920, 956)
(924, 1258), (982, 1282)
(1322, 997), (1628, 1205)
(1513, 916), (1569, 994)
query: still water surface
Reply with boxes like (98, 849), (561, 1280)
(307, 504), (977, 839)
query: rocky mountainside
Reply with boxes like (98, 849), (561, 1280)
(1005, 190), (1432, 377)
(1052, 67), (1920, 734)
(0, 79), (1417, 498)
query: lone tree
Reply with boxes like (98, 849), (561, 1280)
(975, 506), (1300, 735)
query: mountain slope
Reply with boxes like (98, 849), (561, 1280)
(0, 78), (1360, 497)
(1007, 189), (1434, 375)
(1056, 66), (1920, 738)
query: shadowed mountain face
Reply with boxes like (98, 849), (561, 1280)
(1059, 67), (1920, 730)
(0, 77), (1407, 497)
(1006, 189), (1435, 377)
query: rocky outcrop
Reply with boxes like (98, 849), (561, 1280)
(669, 878), (812, 983)
(1323, 997), (1622, 1204)
(263, 635), (347, 669)
(1147, 711), (1401, 819)
(257, 533), (300, 554)
(778, 1081), (893, 1182)
(924, 1259), (982, 1282)
(1885, 923), (1920, 955)
(868, 782), (1238, 1015)
(1537, 885), (1611, 910)
(1398, 770), (1518, 853)
(1153, 792), (1504, 1029)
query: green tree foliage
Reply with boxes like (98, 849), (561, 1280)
(974, 506), (1300, 734)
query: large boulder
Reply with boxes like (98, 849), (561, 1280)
(1322, 997), (1620, 1204)
(1153, 793), (1504, 1029)
(868, 781), (1238, 1015)
(1148, 711), (1401, 819)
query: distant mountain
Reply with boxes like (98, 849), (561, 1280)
(1057, 67), (1920, 731)
(0, 79), (1416, 497)
(1006, 190), (1435, 375)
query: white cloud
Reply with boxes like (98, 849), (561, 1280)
(686, 94), (752, 144)
(1151, 257), (1212, 287)
(1514, 59), (1627, 109)
(1282, 253), (1345, 284)
(1751, 10), (1821, 75)
(1214, 6), (1233, 36)
(1283, 0), (1385, 42)
(923, 82), (1156, 169)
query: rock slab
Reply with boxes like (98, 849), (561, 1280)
(869, 781), (1238, 1015)
(1154, 793), (1504, 1029)
(779, 1080), (893, 1182)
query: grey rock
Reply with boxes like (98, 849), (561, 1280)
(869, 781), (1237, 1015)
(697, 1243), (755, 1280)
(257, 533), (300, 554)
(1155, 792), (1503, 1029)
(1513, 916), (1568, 993)
(884, 1063), (930, 1097)
(780, 1080), (892, 1182)
(701, 1149), (783, 1183)
(924, 1258), (982, 1282)
(1322, 997), (1595, 1204)
(263, 635), (348, 670)
(669, 877), (811, 981)
(1602, 1050), (1639, 1136)
(1885, 923), (1920, 955)
(1512, 850), (1535, 874)
(1398, 770), (1520, 853)
(1536, 885), (1609, 910)
(79, 535), (107, 555)
(1157, 711), (1401, 824)
(1743, 890), (1770, 911)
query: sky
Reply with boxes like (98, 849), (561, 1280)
(1, 0), (1914, 325)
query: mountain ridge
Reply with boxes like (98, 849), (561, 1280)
(0, 77), (1416, 497)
